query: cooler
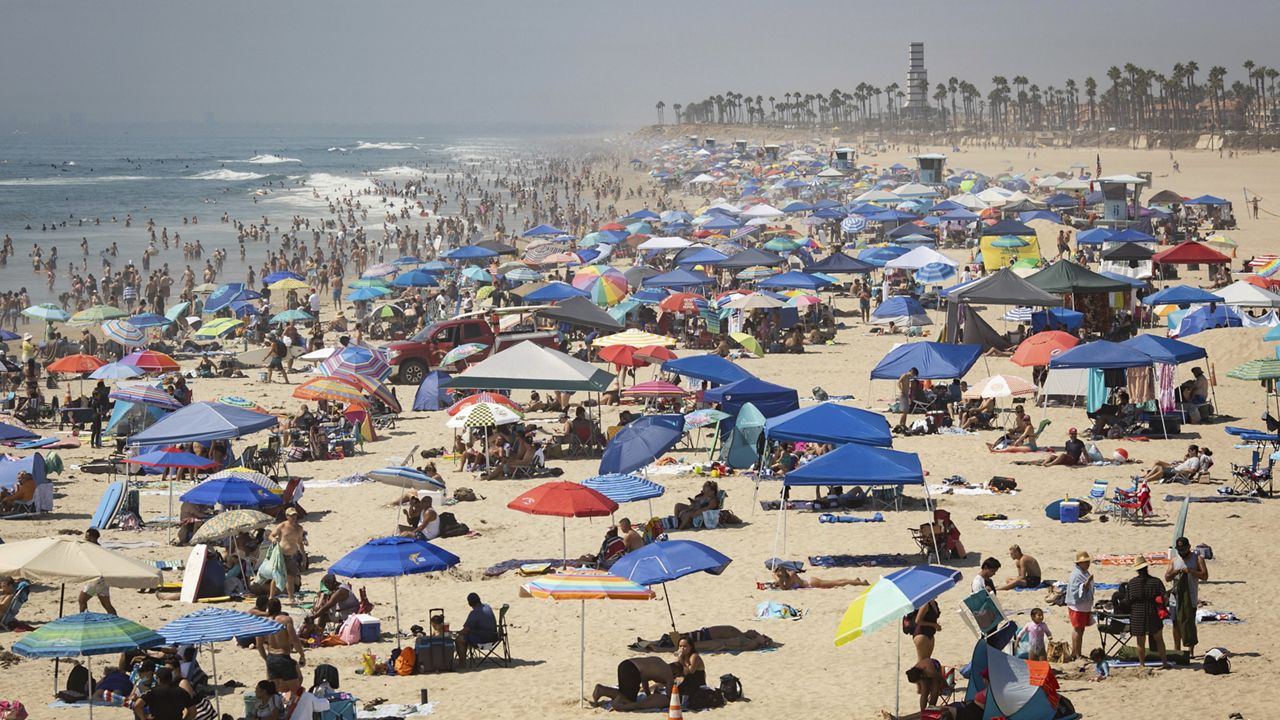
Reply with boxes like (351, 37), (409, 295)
(354, 614), (380, 643)
(1059, 501), (1080, 523)
(414, 635), (455, 673)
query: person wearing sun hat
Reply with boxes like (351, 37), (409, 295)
(1127, 556), (1170, 668)
(1065, 550), (1095, 660)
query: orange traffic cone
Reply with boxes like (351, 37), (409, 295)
(667, 682), (683, 720)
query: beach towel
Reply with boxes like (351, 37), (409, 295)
(754, 601), (803, 620)
(1094, 551), (1171, 566)
(100, 540), (161, 550)
(818, 513), (884, 523)
(984, 519), (1031, 530)
(808, 553), (919, 568)
(483, 558), (568, 577)
(1156, 363), (1177, 414)
(355, 702), (434, 719)
(928, 484), (1015, 496)
(1164, 494), (1261, 504)
(1086, 368), (1106, 413)
(1011, 580), (1055, 591)
(1196, 609), (1244, 624)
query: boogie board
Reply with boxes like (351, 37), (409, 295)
(1044, 498), (1092, 520)
(180, 544), (209, 604)
(90, 482), (127, 530)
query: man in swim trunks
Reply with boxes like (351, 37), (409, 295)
(255, 597), (305, 694)
(269, 508), (306, 599)
(591, 656), (673, 710)
(999, 545), (1042, 590)
(78, 528), (118, 614)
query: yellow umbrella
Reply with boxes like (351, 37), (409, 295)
(268, 278), (311, 291)
(592, 329), (677, 348)
(729, 332), (764, 358)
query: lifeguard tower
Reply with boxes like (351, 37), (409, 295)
(687, 135), (700, 146)
(833, 147), (857, 171)
(703, 137), (716, 150)
(914, 153), (946, 185)
(733, 139), (748, 155)
(1096, 174), (1147, 226)
(763, 144), (780, 161)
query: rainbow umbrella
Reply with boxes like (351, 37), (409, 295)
(521, 570), (654, 706)
(592, 329), (676, 348)
(1259, 257), (1280, 278)
(440, 342), (488, 368)
(101, 319), (145, 347)
(294, 376), (368, 407)
(570, 264), (610, 290)
(320, 345), (392, 381)
(108, 383), (182, 410)
(835, 564), (962, 716)
(621, 381), (688, 398)
(587, 272), (629, 307)
(335, 372), (402, 413)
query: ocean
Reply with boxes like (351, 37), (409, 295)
(0, 131), (532, 303)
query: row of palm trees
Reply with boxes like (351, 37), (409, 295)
(655, 60), (1280, 134)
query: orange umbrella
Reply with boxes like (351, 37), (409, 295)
(47, 354), (106, 374)
(634, 345), (678, 365)
(1011, 331), (1080, 367)
(598, 344), (646, 368)
(658, 292), (702, 313)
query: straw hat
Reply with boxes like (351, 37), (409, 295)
(1075, 550), (1092, 563)
(1132, 558), (1150, 571)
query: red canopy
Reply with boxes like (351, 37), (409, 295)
(1152, 241), (1231, 265)
(507, 481), (618, 518)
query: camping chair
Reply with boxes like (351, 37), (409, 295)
(372, 412), (398, 431)
(1231, 460), (1272, 496)
(1088, 479), (1109, 503)
(1110, 482), (1154, 525)
(566, 423), (602, 458)
(911, 526), (941, 562)
(1095, 609), (1132, 657)
(467, 603), (510, 668)
(504, 446), (547, 480)
(958, 588), (1017, 652)
(868, 485), (904, 511)
(0, 579), (32, 630)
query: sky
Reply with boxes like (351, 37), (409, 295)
(2, 0), (1276, 132)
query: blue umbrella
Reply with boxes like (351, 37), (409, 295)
(13, 611), (163, 658)
(525, 281), (589, 303)
(204, 283), (249, 313)
(391, 269), (440, 288)
(181, 477), (281, 508)
(418, 260), (453, 271)
(331, 536), (460, 644)
(444, 245), (499, 260)
(270, 309), (315, 324)
(392, 256), (422, 266)
(127, 313), (172, 329)
(913, 262), (957, 284)
(156, 607), (282, 714)
(580, 473), (665, 504)
(522, 224), (567, 237)
(263, 271), (304, 285)
(462, 266), (492, 282)
(345, 286), (391, 302)
(600, 415), (685, 475)
(610, 539), (731, 632)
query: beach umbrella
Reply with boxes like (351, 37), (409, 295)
(294, 376), (369, 407)
(736, 266), (780, 280)
(440, 342), (488, 368)
(22, 303), (70, 322)
(193, 283), (219, 294)
(332, 536), (460, 645)
(588, 274), (629, 307)
(391, 269), (441, 288)
(0, 537), (162, 587)
(580, 473), (665, 504)
(124, 447), (220, 471)
(127, 313), (172, 329)
(446, 391), (523, 417)
(108, 384), (182, 410)
(991, 235), (1031, 248)
(521, 570), (653, 706)
(1011, 331), (1080, 367)
(461, 266), (493, 283)
(508, 482), (618, 563)
(504, 267), (541, 282)
(270, 309), (315, 324)
(963, 374), (1037, 399)
(157, 607), (282, 714)
(264, 270), (304, 284)
(599, 414), (684, 475)
(333, 371), (401, 413)
(370, 303), (404, 319)
(320, 345), (392, 381)
(611, 539), (732, 632)
(190, 509), (275, 544)
(362, 263), (398, 279)
(834, 565), (963, 717)
(205, 468), (280, 492)
(193, 317), (243, 338)
(1226, 358), (1280, 381)
(268, 277), (311, 291)
(204, 284), (250, 313)
(633, 345), (678, 365)
(598, 344), (645, 369)
(621, 381), (688, 398)
(215, 395), (269, 414)
(182, 476), (282, 508)
(658, 292), (703, 313)
(101, 319), (146, 347)
(914, 262), (957, 284)
(88, 362), (141, 380)
(723, 292), (786, 310)
(71, 305), (127, 324)
(122, 349), (179, 372)
(684, 408), (731, 429)
(593, 329), (677, 348)
(48, 354), (106, 374)
(570, 264), (609, 290)
(445, 401), (522, 429)
(368, 466), (447, 492)
(345, 286), (391, 302)
(728, 331), (764, 358)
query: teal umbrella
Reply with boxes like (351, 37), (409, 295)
(991, 235), (1030, 248)
(346, 286), (391, 302)
(462, 266), (493, 282)
(22, 303), (69, 322)
(270, 309), (316, 324)
(764, 238), (800, 252)
(164, 301), (190, 322)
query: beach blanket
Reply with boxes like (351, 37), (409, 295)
(356, 702), (434, 719)
(927, 484), (1015, 496)
(1011, 580), (1055, 591)
(630, 630), (774, 654)
(809, 553), (919, 568)
(483, 558), (568, 577)
(755, 601), (803, 620)
(101, 540), (161, 550)
(1196, 609), (1244, 624)
(307, 473), (370, 489)
(1095, 551), (1171, 566)
(818, 513), (884, 523)
(984, 519), (1031, 530)
(147, 560), (185, 571)
(1163, 494), (1261, 504)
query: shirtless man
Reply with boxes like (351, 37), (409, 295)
(618, 518), (643, 554)
(255, 597), (306, 695)
(999, 545), (1042, 590)
(896, 367), (918, 430)
(79, 528), (118, 615)
(592, 656), (673, 710)
(268, 508), (306, 600)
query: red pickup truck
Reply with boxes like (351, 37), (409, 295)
(385, 313), (562, 384)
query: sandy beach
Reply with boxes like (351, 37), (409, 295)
(3, 130), (1279, 720)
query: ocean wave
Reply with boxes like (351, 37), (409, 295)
(370, 166), (423, 178)
(0, 175), (152, 187)
(187, 169), (267, 181)
(327, 147), (348, 153)
(224, 154), (301, 165)
(354, 141), (417, 151)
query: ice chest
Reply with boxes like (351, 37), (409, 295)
(414, 635), (455, 673)
(1059, 501), (1080, 523)
(354, 614), (380, 643)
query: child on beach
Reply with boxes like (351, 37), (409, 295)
(1016, 608), (1052, 661)
(1089, 648), (1111, 681)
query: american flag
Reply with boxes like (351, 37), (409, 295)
(1096, 153), (1102, 178)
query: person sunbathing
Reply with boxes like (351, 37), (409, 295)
(1140, 444), (1203, 483)
(959, 397), (996, 431)
(674, 480), (720, 530)
(1040, 428), (1086, 467)
(986, 409), (1035, 451)
(0, 471), (36, 511)
(772, 566), (868, 589)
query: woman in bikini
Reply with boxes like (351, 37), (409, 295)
(772, 566), (868, 590)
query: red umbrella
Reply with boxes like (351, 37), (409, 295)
(47, 354), (106, 374)
(123, 349), (180, 372)
(659, 292), (702, 313)
(1011, 331), (1080, 367)
(508, 481), (619, 563)
(634, 345), (678, 365)
(446, 391), (524, 417)
(599, 223), (626, 231)
(598, 345), (646, 368)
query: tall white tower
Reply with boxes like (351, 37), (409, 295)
(903, 42), (928, 124)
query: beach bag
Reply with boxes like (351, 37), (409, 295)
(437, 512), (469, 538)
(256, 543), (287, 592)
(989, 477), (1018, 492)
(1195, 543), (1213, 560)
(312, 663), (340, 691)
(1085, 443), (1105, 462)
(1204, 648), (1230, 675)
(338, 615), (362, 645)
(394, 646), (416, 676)
(685, 686), (725, 711)
(0, 701), (28, 720)
(453, 487), (478, 502)
(718, 674), (743, 702)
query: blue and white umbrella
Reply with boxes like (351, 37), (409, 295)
(580, 473), (665, 504)
(157, 607), (282, 714)
(1001, 306), (1034, 323)
(368, 466), (446, 492)
(90, 362), (142, 380)
(610, 539), (732, 632)
(840, 214), (867, 234)
(102, 319), (145, 347)
(913, 262), (957, 284)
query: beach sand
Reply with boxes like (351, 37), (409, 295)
(5, 135), (1278, 719)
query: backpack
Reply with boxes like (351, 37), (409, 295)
(438, 511), (470, 538)
(718, 674), (743, 702)
(989, 477), (1018, 492)
(337, 615), (362, 645)
(453, 487), (478, 502)
(685, 686), (725, 711)
(1203, 648), (1230, 675)
(312, 663), (340, 691)
(394, 646), (416, 676)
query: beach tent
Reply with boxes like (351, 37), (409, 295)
(674, 247), (729, 266)
(783, 444), (923, 486)
(0, 453), (48, 491)
(1120, 335), (1207, 365)
(1026, 260), (1131, 294)
(1215, 280), (1280, 307)
(965, 638), (1069, 720)
(1170, 305), (1243, 338)
(883, 246), (958, 271)
(538, 296), (623, 331)
(1141, 285), (1223, 306)
(981, 219), (1036, 236)
(1102, 242), (1156, 262)
(661, 354), (754, 386)
(763, 403), (892, 448)
(524, 282), (588, 303)
(641, 268), (713, 289)
(1030, 307), (1084, 333)
(128, 402), (277, 446)
(105, 399), (165, 436)
(715, 247), (786, 270)
(703, 377), (799, 429)
(871, 296), (932, 326)
(870, 342), (983, 380)
(722, 402), (765, 468)
(1074, 228), (1115, 245)
(412, 371), (453, 411)
(1047, 340), (1151, 369)
(1184, 195), (1230, 206)
(445, 341), (615, 392)
(943, 268), (1062, 307)
(953, 305), (1012, 352)
(1040, 368), (1089, 403)
(803, 251), (876, 274)
(1110, 227), (1157, 243)
(1152, 241), (1231, 265)
(756, 271), (831, 291)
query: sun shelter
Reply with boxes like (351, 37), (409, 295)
(715, 247), (786, 270)
(872, 296), (932, 327)
(883, 246), (958, 271)
(128, 402), (277, 446)
(703, 377), (799, 433)
(1169, 304), (1243, 338)
(1141, 285), (1224, 306)
(538, 296), (624, 331)
(641, 268), (714, 289)
(722, 402), (765, 469)
(943, 268), (1063, 307)
(412, 370), (453, 411)
(803, 251), (876, 274)
(661, 353), (755, 386)
(1026, 260), (1131, 295)
(763, 403), (892, 448)
(1153, 240), (1231, 266)
(870, 342), (983, 380)
(1216, 280), (1280, 308)
(445, 341), (615, 392)
(1030, 307), (1084, 333)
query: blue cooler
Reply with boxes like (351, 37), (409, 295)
(355, 614), (380, 643)
(1059, 501), (1080, 523)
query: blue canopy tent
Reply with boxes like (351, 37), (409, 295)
(763, 403), (892, 447)
(1030, 307), (1084, 332)
(1018, 210), (1062, 224)
(1074, 228), (1115, 245)
(1185, 194), (1230, 206)
(1110, 227), (1157, 243)
(703, 377), (799, 434)
(128, 402), (278, 446)
(675, 247), (729, 266)
(756, 272), (831, 291)
(870, 342), (983, 380)
(641, 268), (714, 289)
(784, 444), (923, 486)
(443, 245), (498, 260)
(1120, 335), (1207, 365)
(1141, 285), (1224, 306)
(661, 354), (754, 386)
(872, 296), (931, 327)
(521, 224), (567, 237)
(524, 282), (589, 303)
(1047, 340), (1151, 369)
(412, 370), (453, 411)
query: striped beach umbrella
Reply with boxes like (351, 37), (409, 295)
(158, 607), (281, 645)
(191, 509), (275, 544)
(368, 466), (447, 492)
(108, 384), (182, 410)
(580, 473), (665, 504)
(194, 317), (242, 338)
(684, 408), (730, 430)
(294, 376), (369, 407)
(504, 267), (542, 283)
(1227, 358), (1280, 381)
(440, 342), (488, 368)
(13, 611), (163, 658)
(621, 381), (688, 398)
(22, 303), (70, 322)
(102, 320), (145, 347)
(334, 372), (401, 413)
(736, 265), (780, 280)
(963, 374), (1037, 399)
(345, 286), (391, 302)
(122, 349), (179, 372)
(320, 345), (392, 381)
(216, 395), (269, 414)
(270, 309), (315, 324)
(592, 328), (677, 348)
(588, 273), (629, 307)
(71, 305), (127, 324)
(1001, 306), (1034, 323)
(446, 391), (523, 416)
(570, 264), (610, 290)
(206, 468), (280, 493)
(914, 262), (957, 284)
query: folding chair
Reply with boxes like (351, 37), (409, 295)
(468, 603), (511, 668)
(0, 580), (31, 630)
(1095, 610), (1132, 657)
(1110, 482), (1154, 525)
(1088, 479), (1109, 503)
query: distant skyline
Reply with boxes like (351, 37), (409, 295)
(2, 0), (1277, 132)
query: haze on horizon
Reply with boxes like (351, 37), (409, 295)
(2, 0), (1276, 133)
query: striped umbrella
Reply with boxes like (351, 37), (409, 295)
(580, 473), (665, 504)
(964, 374), (1037, 399)
(736, 265), (779, 280)
(71, 305), (127, 324)
(1000, 306), (1034, 323)
(22, 303), (70, 322)
(570, 264), (610, 290)
(621, 381), (688, 398)
(522, 570), (653, 706)
(122, 349), (179, 372)
(1227, 358), (1280, 381)
(504, 267), (542, 282)
(914, 262), (957, 284)
(684, 408), (730, 430)
(194, 317), (243, 338)
(335, 372), (401, 413)
(216, 395), (269, 414)
(294, 376), (369, 407)
(320, 346), (392, 381)
(588, 273), (629, 307)
(446, 391), (523, 416)
(108, 384), (182, 410)
(101, 319), (145, 347)
(592, 329), (677, 348)
(191, 509), (275, 544)
(158, 607), (281, 644)
(270, 309), (315, 324)
(368, 466), (447, 492)
(14, 611), (163, 658)
(523, 243), (561, 264)
(205, 468), (281, 493)
(440, 342), (489, 368)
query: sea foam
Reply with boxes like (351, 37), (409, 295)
(187, 169), (267, 181)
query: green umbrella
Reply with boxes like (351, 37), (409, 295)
(70, 305), (127, 324)
(371, 303), (404, 319)
(270, 309), (315, 324)
(1226, 358), (1280, 381)
(164, 301), (190, 322)
(22, 303), (70, 322)
(348, 278), (389, 289)
(194, 317), (243, 338)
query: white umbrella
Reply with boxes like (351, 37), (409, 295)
(963, 374), (1037, 399)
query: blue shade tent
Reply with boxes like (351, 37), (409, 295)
(0, 453), (47, 490)
(524, 282), (589, 303)
(661, 354), (754, 386)
(1185, 194), (1230, 206)
(715, 247), (786, 270)
(703, 378), (800, 427)
(1110, 227), (1157, 243)
(699, 215), (740, 231)
(764, 403), (892, 447)
(756, 271), (831, 290)
(412, 370), (452, 411)
(675, 247), (729, 266)
(1120, 335), (1207, 365)
(128, 402), (277, 445)
(204, 283), (249, 313)
(858, 246), (910, 267)
(1074, 228), (1115, 245)
(580, 474), (665, 504)
(331, 536), (460, 644)
(610, 539), (732, 631)
(599, 415), (686, 475)
(521, 224), (567, 237)
(443, 245), (498, 260)
(939, 208), (979, 221)
(870, 342), (983, 380)
(1030, 307), (1084, 332)
(1043, 193), (1080, 208)
(1019, 210), (1062, 224)
(1170, 304), (1242, 338)
(1047, 340), (1152, 369)
(1141, 285), (1224, 306)
(642, 268), (714, 288)
(981, 219), (1036, 236)
(0, 421), (38, 442)
(783, 444), (924, 486)
(873, 296), (931, 326)
(804, 251), (876, 274)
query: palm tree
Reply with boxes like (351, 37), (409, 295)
(656, 101), (665, 125)
(934, 83), (948, 127)
(885, 82), (900, 127)
(1084, 76), (1098, 131)
(1064, 78), (1078, 131)
(1207, 66), (1226, 129)
(672, 103), (683, 124)
(948, 76), (959, 129)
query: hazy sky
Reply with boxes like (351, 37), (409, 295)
(3, 0), (1276, 131)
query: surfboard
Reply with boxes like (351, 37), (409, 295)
(1044, 497), (1092, 520)
(15, 437), (56, 450)
(89, 482), (126, 530)
(180, 544), (209, 604)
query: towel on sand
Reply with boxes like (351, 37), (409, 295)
(483, 558), (568, 577)
(1095, 551), (1171, 566)
(809, 553), (919, 568)
(1163, 494), (1261, 504)
(984, 519), (1031, 530)
(818, 513), (884, 523)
